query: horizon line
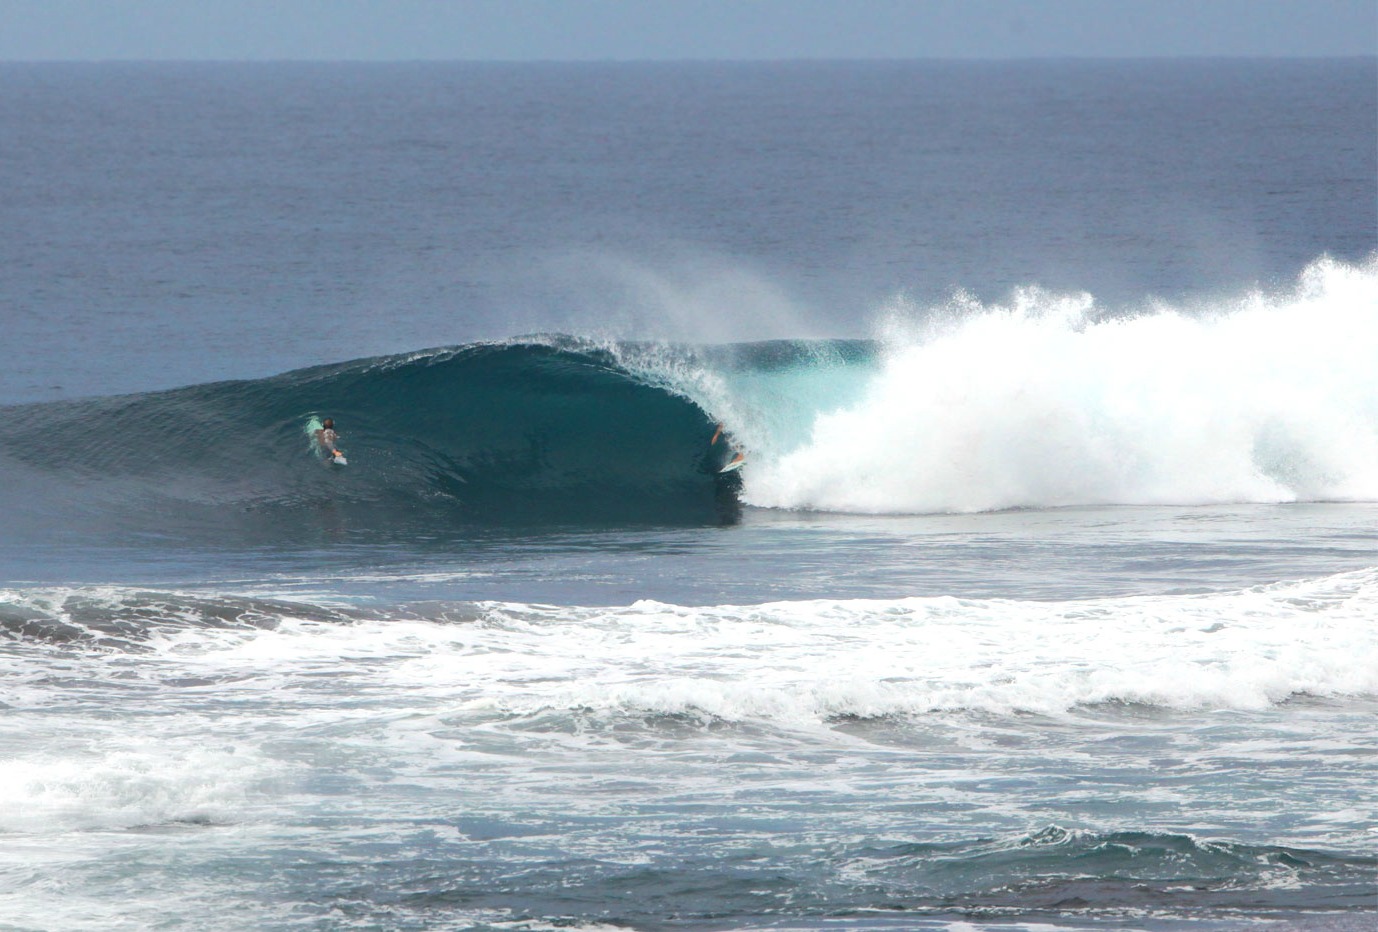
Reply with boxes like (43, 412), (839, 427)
(3, 53), (1375, 65)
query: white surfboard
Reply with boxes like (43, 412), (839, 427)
(719, 454), (745, 474)
(331, 453), (348, 466)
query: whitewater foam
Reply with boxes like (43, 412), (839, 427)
(0, 742), (280, 834)
(8, 569), (1375, 727)
(744, 255), (1378, 514)
(468, 569), (1378, 720)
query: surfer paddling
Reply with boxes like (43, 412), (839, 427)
(314, 418), (346, 465)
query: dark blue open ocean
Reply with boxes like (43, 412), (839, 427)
(1, 60), (1376, 931)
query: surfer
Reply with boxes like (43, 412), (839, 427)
(315, 418), (343, 461)
(708, 422), (744, 523)
(710, 423), (745, 473)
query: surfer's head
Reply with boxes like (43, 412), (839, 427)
(322, 419), (334, 429)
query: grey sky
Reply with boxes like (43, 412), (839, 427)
(2, 0), (1375, 61)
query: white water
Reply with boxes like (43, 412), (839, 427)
(3, 565), (1376, 928)
(435, 570), (1378, 722)
(744, 256), (1378, 514)
(4, 567), (1376, 753)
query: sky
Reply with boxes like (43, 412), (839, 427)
(1, 0), (1374, 61)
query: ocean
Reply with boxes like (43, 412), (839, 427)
(0, 59), (1375, 931)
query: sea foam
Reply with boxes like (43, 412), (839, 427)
(4, 571), (1375, 744)
(458, 568), (1378, 721)
(744, 255), (1378, 514)
(10, 570), (1361, 725)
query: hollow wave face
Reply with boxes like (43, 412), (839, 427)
(0, 339), (745, 538)
(746, 255), (1378, 513)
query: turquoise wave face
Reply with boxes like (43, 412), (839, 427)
(0, 339), (764, 537)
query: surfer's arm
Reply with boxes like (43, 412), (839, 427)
(710, 423), (724, 445)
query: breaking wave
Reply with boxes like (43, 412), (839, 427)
(1, 256), (1374, 539)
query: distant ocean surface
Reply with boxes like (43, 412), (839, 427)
(1, 60), (1376, 931)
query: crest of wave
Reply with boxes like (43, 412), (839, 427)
(749, 255), (1378, 514)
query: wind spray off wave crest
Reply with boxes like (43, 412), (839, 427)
(748, 255), (1378, 514)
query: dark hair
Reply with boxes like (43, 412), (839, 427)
(322, 418), (334, 429)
